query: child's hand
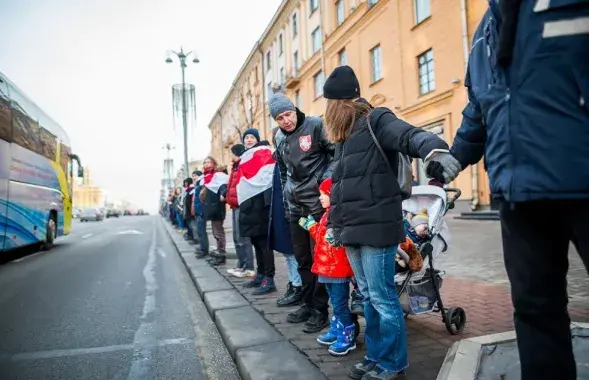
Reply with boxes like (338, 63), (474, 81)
(325, 228), (336, 245)
(298, 216), (316, 230)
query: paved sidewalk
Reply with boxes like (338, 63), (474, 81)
(208, 216), (589, 380)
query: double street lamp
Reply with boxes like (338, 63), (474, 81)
(166, 47), (199, 179)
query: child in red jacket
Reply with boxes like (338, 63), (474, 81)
(298, 178), (357, 356)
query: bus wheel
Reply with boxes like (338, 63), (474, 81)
(42, 218), (56, 251)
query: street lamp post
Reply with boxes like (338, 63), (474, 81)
(166, 47), (199, 180)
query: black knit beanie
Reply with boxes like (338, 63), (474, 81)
(231, 144), (246, 157)
(323, 65), (361, 100)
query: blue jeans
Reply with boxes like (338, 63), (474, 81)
(196, 214), (208, 253)
(346, 245), (408, 372)
(325, 282), (353, 326)
(176, 213), (184, 229)
(283, 253), (302, 286)
(232, 209), (254, 270)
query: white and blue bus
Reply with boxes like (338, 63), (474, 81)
(0, 71), (83, 252)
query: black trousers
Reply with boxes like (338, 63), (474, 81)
(499, 200), (589, 380)
(289, 217), (329, 314)
(251, 236), (275, 277)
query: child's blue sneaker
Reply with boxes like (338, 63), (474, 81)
(316, 315), (338, 346)
(328, 321), (356, 356)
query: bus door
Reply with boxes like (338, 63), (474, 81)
(0, 79), (11, 251)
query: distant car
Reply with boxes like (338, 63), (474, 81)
(80, 207), (104, 222)
(106, 209), (120, 218)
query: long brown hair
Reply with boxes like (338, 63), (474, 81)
(324, 99), (372, 142)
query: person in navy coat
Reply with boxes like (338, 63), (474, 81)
(426, 2), (589, 379)
(269, 127), (303, 307)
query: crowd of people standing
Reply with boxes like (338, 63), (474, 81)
(162, 2), (589, 379)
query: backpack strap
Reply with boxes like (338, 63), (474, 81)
(366, 111), (394, 173)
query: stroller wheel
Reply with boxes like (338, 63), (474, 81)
(353, 315), (361, 340)
(444, 307), (466, 335)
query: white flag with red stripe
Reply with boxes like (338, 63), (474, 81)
(200, 171), (229, 194)
(236, 145), (276, 205)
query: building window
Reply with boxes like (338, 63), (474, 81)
(336, 0), (345, 26)
(370, 45), (382, 83)
(292, 13), (298, 37)
(415, 0), (431, 24)
(279, 34), (284, 56)
(295, 91), (301, 108)
(310, 0), (319, 13)
(338, 49), (347, 66)
(418, 49), (435, 94)
(267, 82), (273, 96)
(266, 51), (272, 71)
(369, 0), (378, 6)
(311, 27), (322, 54)
(280, 67), (286, 86)
(314, 71), (325, 98)
(293, 51), (299, 76)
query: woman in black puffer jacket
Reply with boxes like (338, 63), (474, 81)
(322, 66), (456, 380)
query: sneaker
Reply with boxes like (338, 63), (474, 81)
(251, 277), (277, 295)
(328, 321), (356, 356)
(362, 366), (406, 380)
(235, 269), (256, 278)
(227, 267), (242, 276)
(302, 310), (330, 333)
(242, 274), (264, 288)
(205, 251), (220, 262)
(277, 282), (293, 304)
(316, 316), (338, 346)
(277, 284), (303, 308)
(286, 305), (313, 324)
(210, 255), (226, 266)
(348, 359), (377, 380)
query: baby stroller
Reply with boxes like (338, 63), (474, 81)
(395, 185), (466, 335)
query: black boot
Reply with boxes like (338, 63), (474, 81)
(286, 304), (313, 324)
(302, 310), (330, 333)
(195, 250), (209, 259)
(205, 251), (220, 262)
(276, 282), (293, 306)
(210, 255), (226, 266)
(277, 284), (303, 308)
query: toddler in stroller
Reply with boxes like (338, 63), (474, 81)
(396, 185), (466, 334)
(353, 185), (467, 335)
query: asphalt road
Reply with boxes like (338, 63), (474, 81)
(0, 216), (240, 380)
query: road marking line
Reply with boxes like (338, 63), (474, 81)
(126, 226), (158, 380)
(12, 251), (44, 263)
(3, 338), (192, 361)
(82, 233), (93, 239)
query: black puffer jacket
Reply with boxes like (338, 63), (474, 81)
(274, 109), (335, 221)
(330, 106), (449, 248)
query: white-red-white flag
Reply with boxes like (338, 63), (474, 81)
(236, 145), (276, 205)
(200, 171), (229, 194)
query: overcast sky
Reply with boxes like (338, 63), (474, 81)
(0, 0), (281, 212)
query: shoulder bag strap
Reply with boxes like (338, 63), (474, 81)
(366, 112), (394, 172)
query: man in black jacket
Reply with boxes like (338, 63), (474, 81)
(270, 93), (334, 333)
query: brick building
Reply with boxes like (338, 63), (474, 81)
(207, 0), (491, 208)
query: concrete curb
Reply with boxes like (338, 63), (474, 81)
(436, 322), (589, 380)
(162, 218), (328, 380)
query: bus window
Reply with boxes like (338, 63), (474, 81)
(0, 79), (11, 142)
(12, 110), (41, 153)
(60, 143), (71, 174)
(39, 126), (57, 160)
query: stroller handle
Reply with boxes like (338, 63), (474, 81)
(444, 188), (462, 210)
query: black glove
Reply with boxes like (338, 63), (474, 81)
(425, 160), (446, 183)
